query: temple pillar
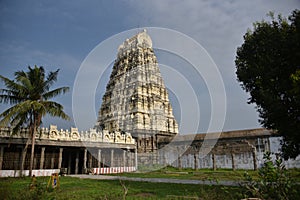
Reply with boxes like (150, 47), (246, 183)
(252, 149), (257, 170)
(58, 148), (63, 169)
(83, 148), (87, 171)
(152, 151), (156, 165)
(33, 157), (37, 169)
(110, 149), (114, 167)
(0, 146), (4, 170)
(212, 153), (216, 171)
(144, 136), (147, 153)
(123, 150), (126, 168)
(194, 154), (198, 170)
(51, 157), (55, 169)
(40, 147), (45, 169)
(98, 149), (101, 168)
(20, 147), (26, 171)
(135, 148), (138, 170)
(126, 151), (131, 167)
(178, 154), (182, 169)
(88, 151), (92, 168)
(68, 153), (71, 174)
(231, 153), (235, 171)
(102, 157), (106, 167)
(75, 151), (79, 174)
(163, 150), (167, 166)
(50, 152), (55, 169)
(152, 136), (155, 151)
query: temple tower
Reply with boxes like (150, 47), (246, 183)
(96, 30), (178, 152)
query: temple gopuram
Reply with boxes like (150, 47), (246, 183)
(96, 30), (178, 153)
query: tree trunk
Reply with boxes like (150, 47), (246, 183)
(29, 112), (41, 177)
(29, 126), (36, 177)
(20, 138), (30, 177)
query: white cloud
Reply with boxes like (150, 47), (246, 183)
(125, 0), (299, 132)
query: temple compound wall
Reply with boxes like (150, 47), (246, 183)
(157, 128), (300, 170)
(0, 125), (137, 177)
(0, 126), (299, 176)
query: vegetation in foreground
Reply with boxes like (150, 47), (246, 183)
(1, 160), (299, 200)
(0, 176), (242, 200)
(240, 152), (299, 200)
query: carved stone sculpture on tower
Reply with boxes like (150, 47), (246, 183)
(96, 30), (178, 152)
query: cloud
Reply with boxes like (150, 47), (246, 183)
(124, 0), (299, 131)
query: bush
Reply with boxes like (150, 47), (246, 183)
(240, 152), (298, 200)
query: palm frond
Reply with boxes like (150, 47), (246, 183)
(43, 101), (70, 120)
(0, 100), (32, 126)
(15, 72), (33, 92)
(44, 69), (59, 90)
(0, 94), (23, 104)
(0, 87), (26, 104)
(14, 70), (27, 78)
(0, 75), (27, 95)
(42, 86), (69, 100)
(10, 112), (30, 134)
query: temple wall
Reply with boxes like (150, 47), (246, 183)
(156, 135), (300, 170)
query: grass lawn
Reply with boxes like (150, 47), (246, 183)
(117, 166), (300, 182)
(1, 167), (299, 199)
(0, 176), (242, 200)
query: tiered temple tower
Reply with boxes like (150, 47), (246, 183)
(96, 30), (178, 153)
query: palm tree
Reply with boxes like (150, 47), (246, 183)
(0, 65), (69, 176)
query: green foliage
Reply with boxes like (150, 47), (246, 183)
(235, 10), (300, 159)
(240, 152), (298, 200)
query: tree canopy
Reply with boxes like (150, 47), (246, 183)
(236, 10), (300, 159)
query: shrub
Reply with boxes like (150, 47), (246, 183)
(240, 152), (297, 200)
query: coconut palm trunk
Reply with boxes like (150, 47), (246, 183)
(29, 125), (36, 177)
(20, 139), (30, 176)
(29, 112), (41, 176)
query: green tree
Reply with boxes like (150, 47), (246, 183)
(0, 66), (69, 176)
(236, 10), (300, 159)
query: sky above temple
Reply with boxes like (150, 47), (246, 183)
(0, 0), (299, 133)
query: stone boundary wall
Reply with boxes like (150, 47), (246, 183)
(0, 169), (59, 177)
(159, 135), (300, 170)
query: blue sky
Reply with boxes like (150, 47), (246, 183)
(0, 0), (299, 133)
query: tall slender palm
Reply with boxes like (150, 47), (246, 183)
(0, 66), (69, 176)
